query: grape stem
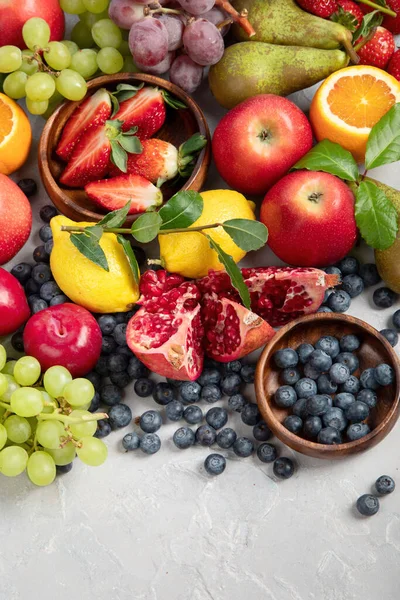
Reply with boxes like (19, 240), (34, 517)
(145, 5), (182, 16)
(23, 49), (60, 76)
(37, 411), (109, 424)
(217, 17), (234, 30)
(0, 401), (11, 411)
(214, 0), (256, 37)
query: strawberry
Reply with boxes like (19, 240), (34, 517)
(357, 26), (395, 68)
(113, 86), (167, 138)
(56, 88), (112, 161)
(109, 139), (179, 184)
(295, 0), (338, 18)
(360, 0), (400, 35)
(85, 174), (163, 215)
(331, 0), (363, 30)
(387, 48), (400, 80)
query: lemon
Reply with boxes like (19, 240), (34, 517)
(159, 190), (256, 279)
(50, 216), (139, 313)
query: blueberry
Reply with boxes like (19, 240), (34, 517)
(140, 410), (162, 433)
(197, 369), (221, 386)
(322, 407), (347, 431)
(297, 343), (314, 365)
(31, 298), (48, 313)
(39, 204), (57, 222)
(206, 407), (228, 430)
(17, 178), (37, 197)
(33, 245), (50, 263)
(151, 382), (175, 406)
(346, 401), (369, 423)
(329, 362), (350, 384)
(317, 426), (342, 445)
(125, 308), (139, 321)
(340, 335), (360, 353)
(303, 363), (320, 380)
(11, 332), (24, 353)
(392, 309), (400, 331)
(240, 364), (256, 383)
(295, 378), (317, 399)
(204, 453), (226, 476)
(284, 415), (303, 435)
(327, 290), (351, 313)
(102, 335), (117, 355)
(25, 278), (40, 296)
(335, 352), (359, 374)
(94, 419), (112, 438)
(306, 394), (331, 416)
(273, 348), (298, 369)
(44, 239), (54, 255)
(140, 433), (161, 454)
(166, 379), (183, 389)
(341, 274), (364, 298)
(110, 371), (131, 388)
(109, 403), (132, 429)
(196, 424), (216, 446)
(165, 400), (184, 422)
(39, 225), (53, 242)
(338, 256), (359, 275)
(334, 393), (355, 411)
(233, 436), (254, 457)
(274, 385), (297, 408)
(88, 392), (100, 413)
(113, 313), (126, 325)
(340, 375), (360, 395)
(127, 356), (149, 379)
(273, 457), (295, 479)
(184, 405), (203, 425)
(325, 266), (342, 277)
(100, 384), (122, 406)
(228, 393), (247, 412)
(221, 374), (241, 396)
(356, 494), (379, 516)
(11, 263), (32, 284)
(359, 263), (381, 287)
(309, 349), (333, 372)
(292, 398), (308, 418)
(303, 416), (322, 438)
(375, 363), (394, 386)
(356, 389), (377, 408)
(253, 421), (272, 442)
(317, 374), (337, 395)
(257, 442), (277, 463)
(94, 356), (109, 376)
(180, 381), (201, 404)
(113, 323), (127, 346)
(224, 360), (242, 374)
(375, 475), (395, 495)
(360, 368), (380, 390)
(116, 346), (133, 357)
(107, 353), (129, 373)
(380, 328), (399, 347)
(56, 463), (73, 475)
(50, 294), (69, 306)
(373, 287), (397, 309)
(315, 336), (340, 358)
(134, 378), (154, 398)
(98, 314), (117, 335)
(132, 246), (147, 266)
(318, 307), (333, 313)
(347, 422), (370, 441)
(173, 427), (196, 449)
(323, 289), (333, 304)
(201, 384), (222, 403)
(281, 367), (301, 385)
(122, 432), (141, 451)
(241, 402), (261, 425)
(39, 281), (62, 301)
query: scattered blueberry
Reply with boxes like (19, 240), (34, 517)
(33, 245), (50, 263)
(153, 382), (175, 405)
(241, 402), (261, 425)
(50, 294), (69, 306)
(110, 371), (131, 388)
(39, 281), (61, 301)
(356, 494), (379, 516)
(315, 336), (340, 358)
(31, 298), (48, 313)
(292, 398), (308, 418)
(183, 405), (203, 425)
(94, 419), (112, 438)
(196, 424), (217, 446)
(127, 356), (149, 379)
(273, 457), (295, 479)
(44, 239), (54, 255)
(306, 394), (331, 416)
(216, 427), (237, 449)
(180, 381), (202, 404)
(98, 314), (117, 335)
(107, 353), (129, 373)
(204, 453), (226, 476)
(340, 375), (360, 395)
(374, 364), (394, 386)
(325, 266), (342, 277)
(317, 374), (337, 395)
(201, 384), (222, 403)
(173, 427), (195, 449)
(318, 307), (333, 313)
(297, 343), (314, 365)
(25, 278), (40, 295)
(134, 378), (154, 398)
(341, 274), (364, 298)
(392, 309), (400, 331)
(228, 393), (247, 412)
(345, 401), (369, 423)
(11, 332), (24, 353)
(335, 352), (359, 374)
(284, 415), (303, 434)
(224, 360), (242, 374)
(380, 328), (398, 347)
(94, 356), (109, 376)
(327, 290), (351, 313)
(116, 346), (133, 357)
(347, 422), (370, 441)
(309, 349), (332, 372)
(140, 410), (162, 433)
(338, 256), (359, 275)
(340, 334), (360, 353)
(113, 313), (126, 325)
(197, 369), (221, 386)
(375, 475), (395, 495)
(303, 363), (320, 380)
(240, 364), (256, 383)
(303, 416), (322, 438)
(39, 225), (52, 242)
(11, 263), (32, 284)
(322, 407), (347, 431)
(108, 403), (132, 429)
(56, 463), (73, 475)
(359, 263), (381, 287)
(329, 362), (350, 384)
(257, 442), (277, 463)
(356, 389), (377, 408)
(281, 367), (301, 385)
(100, 384), (122, 406)
(373, 287), (397, 309)
(101, 335), (117, 355)
(273, 348), (299, 369)
(317, 426), (342, 445)
(88, 392), (100, 413)
(206, 407), (228, 430)
(232, 436), (254, 457)
(113, 323), (127, 346)
(18, 178), (37, 197)
(221, 374), (242, 396)
(140, 433), (161, 454)
(360, 368), (380, 390)
(253, 421), (272, 442)
(39, 204), (58, 222)
(294, 378), (317, 399)
(122, 432), (141, 451)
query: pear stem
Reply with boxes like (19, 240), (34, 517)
(354, 27), (378, 51)
(357, 0), (396, 17)
(341, 37), (360, 64)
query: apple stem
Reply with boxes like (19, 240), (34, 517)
(37, 411), (109, 424)
(357, 0), (397, 17)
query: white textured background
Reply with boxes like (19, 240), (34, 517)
(1, 16), (400, 599)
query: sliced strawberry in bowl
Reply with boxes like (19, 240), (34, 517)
(109, 138), (179, 184)
(56, 88), (112, 161)
(85, 173), (163, 214)
(114, 86), (166, 138)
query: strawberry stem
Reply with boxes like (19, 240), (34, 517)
(357, 0), (396, 17)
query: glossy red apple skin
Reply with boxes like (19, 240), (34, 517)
(0, 0), (65, 48)
(260, 170), (357, 267)
(0, 175), (32, 265)
(212, 94), (313, 195)
(23, 304), (102, 377)
(0, 268), (30, 336)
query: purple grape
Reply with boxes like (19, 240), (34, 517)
(136, 51), (175, 75)
(155, 14), (184, 50)
(170, 54), (203, 93)
(183, 19), (224, 66)
(109, 0), (146, 29)
(201, 6), (230, 35)
(178, 0), (215, 16)
(129, 17), (168, 67)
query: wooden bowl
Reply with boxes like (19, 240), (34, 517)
(255, 313), (400, 459)
(38, 73), (211, 225)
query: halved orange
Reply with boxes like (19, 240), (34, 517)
(310, 66), (400, 163)
(0, 93), (32, 175)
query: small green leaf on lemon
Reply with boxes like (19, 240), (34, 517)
(98, 201), (131, 229)
(159, 191), (203, 230)
(117, 235), (140, 286)
(70, 229), (109, 271)
(131, 212), (162, 243)
(222, 219), (268, 251)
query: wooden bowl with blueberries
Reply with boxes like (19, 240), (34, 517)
(255, 313), (400, 459)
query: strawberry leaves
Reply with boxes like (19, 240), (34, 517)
(106, 119), (142, 173)
(110, 82), (144, 117)
(162, 90), (187, 110)
(178, 133), (208, 178)
(353, 10), (383, 42)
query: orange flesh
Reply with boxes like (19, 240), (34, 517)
(327, 75), (397, 128)
(0, 100), (13, 144)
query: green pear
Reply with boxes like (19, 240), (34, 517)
(208, 42), (349, 109)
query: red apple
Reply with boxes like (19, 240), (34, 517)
(23, 304), (102, 377)
(212, 95), (313, 195)
(260, 170), (357, 267)
(0, 267), (30, 336)
(0, 0), (65, 48)
(0, 175), (32, 265)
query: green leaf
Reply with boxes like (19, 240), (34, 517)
(70, 229), (109, 271)
(159, 191), (203, 230)
(131, 212), (162, 243)
(355, 180), (398, 250)
(110, 93), (119, 118)
(118, 134), (143, 154)
(117, 235), (140, 286)
(110, 140), (127, 173)
(162, 90), (187, 109)
(179, 133), (207, 159)
(205, 235), (251, 309)
(222, 219), (268, 251)
(365, 103), (400, 170)
(353, 10), (383, 42)
(113, 82), (144, 104)
(98, 201), (131, 228)
(292, 139), (360, 181)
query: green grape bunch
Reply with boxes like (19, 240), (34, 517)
(0, 344), (108, 487)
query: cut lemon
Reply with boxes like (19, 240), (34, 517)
(310, 66), (400, 163)
(0, 93), (32, 175)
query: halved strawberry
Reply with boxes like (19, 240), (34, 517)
(113, 86), (166, 138)
(109, 139), (179, 184)
(56, 88), (112, 161)
(85, 174), (163, 215)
